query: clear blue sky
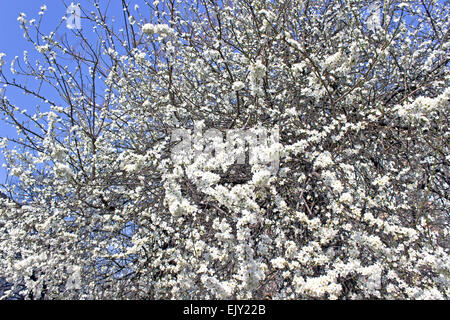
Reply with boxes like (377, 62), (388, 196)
(0, 0), (148, 185)
(0, 1), (73, 184)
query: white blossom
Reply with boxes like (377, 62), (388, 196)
(0, 0), (448, 301)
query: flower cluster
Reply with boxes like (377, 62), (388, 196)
(0, 0), (448, 300)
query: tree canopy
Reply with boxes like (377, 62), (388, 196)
(0, 0), (449, 299)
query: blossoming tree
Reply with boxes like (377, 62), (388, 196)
(0, 0), (449, 299)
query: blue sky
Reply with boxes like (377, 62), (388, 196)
(0, 1), (70, 184)
(0, 0), (148, 185)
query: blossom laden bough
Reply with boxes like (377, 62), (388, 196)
(0, 0), (449, 300)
